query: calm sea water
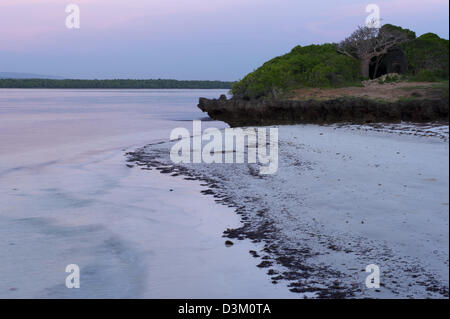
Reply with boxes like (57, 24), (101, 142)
(0, 89), (228, 156)
(0, 89), (291, 298)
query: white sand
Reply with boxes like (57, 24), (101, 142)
(137, 123), (449, 298)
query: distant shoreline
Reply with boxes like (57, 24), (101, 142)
(0, 79), (234, 89)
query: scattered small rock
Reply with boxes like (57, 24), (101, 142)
(257, 260), (273, 268)
(225, 240), (234, 247)
(267, 269), (279, 276)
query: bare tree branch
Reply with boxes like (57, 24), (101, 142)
(336, 48), (357, 59)
(337, 25), (412, 78)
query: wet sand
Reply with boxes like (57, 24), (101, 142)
(0, 89), (294, 298)
(129, 123), (449, 298)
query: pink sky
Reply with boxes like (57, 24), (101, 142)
(0, 0), (448, 80)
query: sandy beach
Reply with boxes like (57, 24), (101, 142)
(1, 89), (448, 299)
(129, 122), (449, 298)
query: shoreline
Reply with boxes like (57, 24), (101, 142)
(198, 81), (449, 127)
(127, 122), (449, 298)
(198, 96), (449, 127)
(1, 134), (293, 298)
(1, 89), (294, 298)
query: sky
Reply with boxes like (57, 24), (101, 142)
(0, 0), (448, 81)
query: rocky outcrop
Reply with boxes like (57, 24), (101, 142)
(198, 95), (449, 127)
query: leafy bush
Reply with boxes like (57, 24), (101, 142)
(411, 69), (441, 82)
(381, 24), (416, 40)
(231, 44), (361, 99)
(231, 27), (448, 100)
(402, 33), (449, 80)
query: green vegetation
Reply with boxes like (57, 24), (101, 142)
(0, 79), (233, 89)
(398, 80), (449, 100)
(381, 24), (416, 40)
(232, 25), (448, 100)
(432, 80), (449, 100)
(431, 80), (449, 89)
(402, 33), (449, 81)
(231, 44), (362, 100)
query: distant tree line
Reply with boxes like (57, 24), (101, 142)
(0, 79), (234, 89)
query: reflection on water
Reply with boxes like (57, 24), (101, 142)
(0, 89), (291, 299)
(0, 89), (228, 156)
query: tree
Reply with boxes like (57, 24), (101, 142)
(337, 25), (414, 78)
